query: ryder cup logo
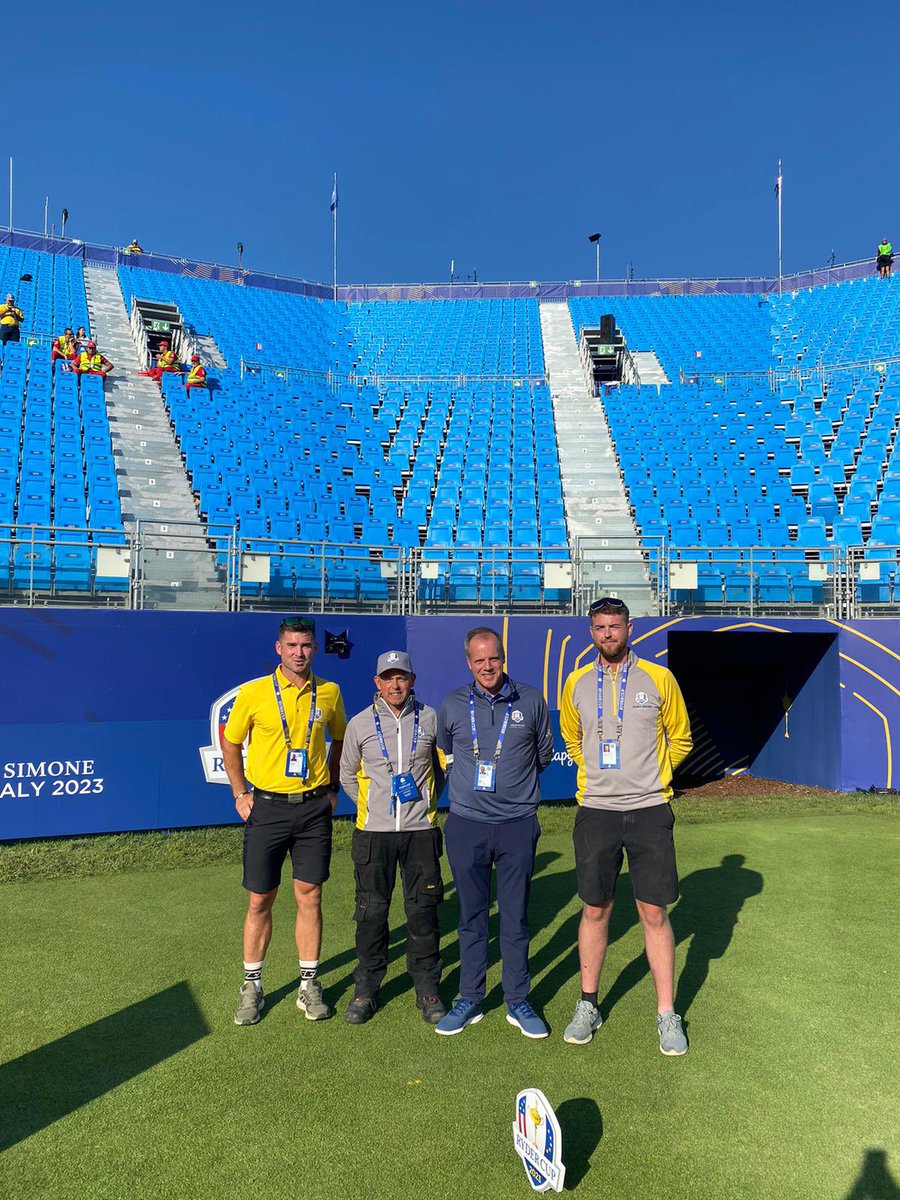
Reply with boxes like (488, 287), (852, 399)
(199, 687), (243, 784)
(512, 710), (525, 724)
(512, 1088), (565, 1193)
(635, 691), (650, 707)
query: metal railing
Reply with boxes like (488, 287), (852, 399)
(679, 352), (900, 391)
(238, 357), (548, 391)
(0, 224), (884, 303)
(0, 522), (897, 618)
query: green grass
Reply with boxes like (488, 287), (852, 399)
(2, 807), (899, 1199)
(3, 789), (898, 885)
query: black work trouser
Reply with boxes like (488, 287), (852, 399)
(351, 826), (444, 999)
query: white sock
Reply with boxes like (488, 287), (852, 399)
(299, 959), (318, 991)
(243, 961), (263, 992)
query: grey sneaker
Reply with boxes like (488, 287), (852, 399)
(563, 1000), (602, 1045)
(657, 1010), (688, 1056)
(234, 981), (264, 1026)
(296, 978), (331, 1021)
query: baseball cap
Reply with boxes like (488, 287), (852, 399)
(376, 650), (413, 676)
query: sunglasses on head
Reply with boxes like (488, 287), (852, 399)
(279, 616), (316, 635)
(588, 597), (627, 614)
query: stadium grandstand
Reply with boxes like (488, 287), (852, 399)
(1, 228), (899, 616)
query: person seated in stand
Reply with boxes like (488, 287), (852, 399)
(51, 327), (78, 365)
(75, 326), (89, 352)
(124, 238), (144, 255)
(148, 340), (181, 383)
(185, 354), (207, 395)
(71, 340), (113, 378)
(0, 294), (24, 344)
(877, 237), (893, 279)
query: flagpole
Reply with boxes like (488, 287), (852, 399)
(777, 158), (783, 297)
(332, 172), (337, 303)
(8, 158), (12, 232)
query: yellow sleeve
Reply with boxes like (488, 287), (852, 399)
(559, 672), (584, 768)
(222, 684), (255, 745)
(328, 688), (348, 740)
(660, 671), (692, 769)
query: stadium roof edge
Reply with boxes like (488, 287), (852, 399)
(0, 226), (877, 301)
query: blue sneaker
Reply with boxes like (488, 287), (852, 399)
(435, 997), (484, 1036)
(506, 999), (549, 1039)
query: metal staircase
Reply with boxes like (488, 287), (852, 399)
(540, 301), (652, 610)
(83, 265), (225, 607)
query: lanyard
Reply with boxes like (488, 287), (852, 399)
(469, 686), (514, 763)
(597, 659), (629, 742)
(372, 699), (420, 775)
(272, 672), (317, 752)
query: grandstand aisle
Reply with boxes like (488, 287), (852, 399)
(83, 266), (221, 604)
(539, 301), (647, 608)
(631, 349), (669, 385)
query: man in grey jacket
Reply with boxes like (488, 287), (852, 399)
(339, 651), (447, 1025)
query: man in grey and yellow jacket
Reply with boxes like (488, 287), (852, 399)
(339, 650), (447, 1026)
(559, 598), (693, 1056)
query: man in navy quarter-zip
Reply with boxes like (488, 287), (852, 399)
(340, 651), (447, 1026)
(435, 628), (554, 1039)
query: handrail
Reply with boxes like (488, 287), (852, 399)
(0, 224), (885, 302)
(679, 351), (900, 390)
(238, 357), (548, 389)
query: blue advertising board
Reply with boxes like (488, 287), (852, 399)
(1, 610), (899, 840)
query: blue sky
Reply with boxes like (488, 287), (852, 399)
(8, 0), (897, 285)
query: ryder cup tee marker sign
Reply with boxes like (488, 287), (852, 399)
(512, 1088), (565, 1192)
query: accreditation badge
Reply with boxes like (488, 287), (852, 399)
(475, 761), (497, 792)
(285, 748), (309, 780)
(391, 772), (419, 804)
(599, 741), (621, 770)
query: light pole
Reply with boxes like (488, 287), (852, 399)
(588, 232), (601, 283)
(237, 241), (244, 270)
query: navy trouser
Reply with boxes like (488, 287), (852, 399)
(445, 810), (540, 1005)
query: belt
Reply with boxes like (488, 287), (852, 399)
(253, 785), (331, 805)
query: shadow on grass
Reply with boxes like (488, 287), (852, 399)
(843, 1149), (900, 1199)
(556, 1097), (603, 1190)
(602, 853), (764, 1020)
(529, 867), (640, 1015)
(0, 982), (209, 1152)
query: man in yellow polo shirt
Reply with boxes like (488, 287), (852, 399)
(223, 616), (346, 1026)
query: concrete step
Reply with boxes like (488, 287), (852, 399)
(83, 265), (220, 597)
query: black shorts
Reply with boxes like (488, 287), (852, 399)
(573, 803), (678, 907)
(242, 793), (333, 894)
(878, 254), (892, 268)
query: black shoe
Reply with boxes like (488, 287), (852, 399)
(345, 995), (377, 1024)
(418, 994), (448, 1025)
